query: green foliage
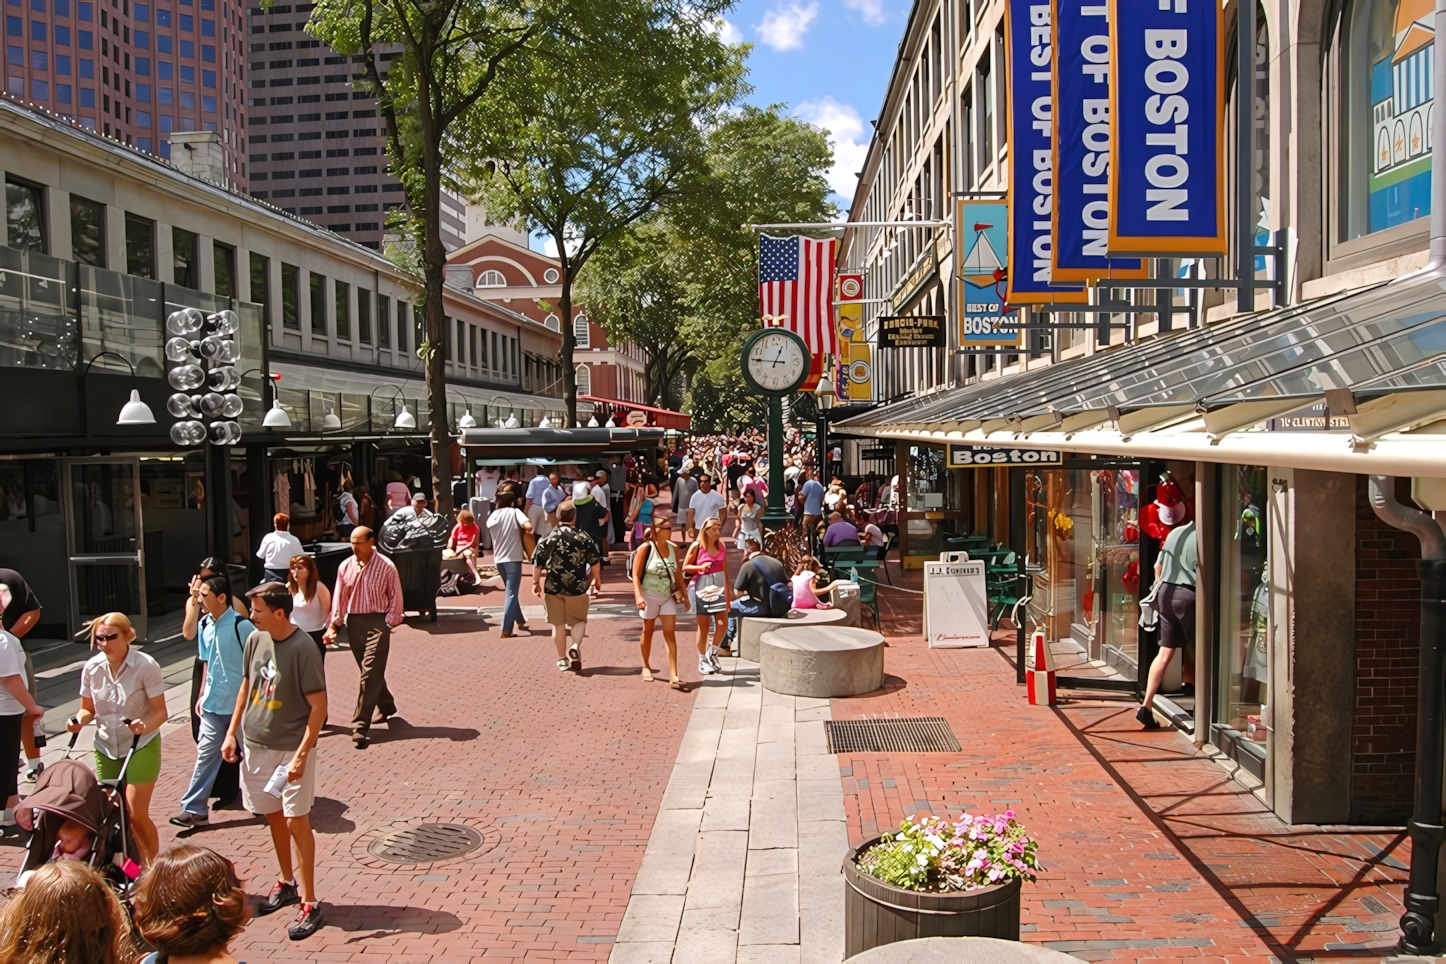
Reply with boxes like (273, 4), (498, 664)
(685, 356), (765, 434)
(580, 105), (835, 413)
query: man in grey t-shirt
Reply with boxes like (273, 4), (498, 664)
(223, 582), (328, 941)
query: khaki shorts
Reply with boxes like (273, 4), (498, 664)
(240, 744), (317, 818)
(543, 592), (590, 627)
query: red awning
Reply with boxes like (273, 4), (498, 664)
(579, 395), (691, 431)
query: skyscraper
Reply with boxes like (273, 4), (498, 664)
(3, 0), (248, 181)
(242, 6), (465, 251)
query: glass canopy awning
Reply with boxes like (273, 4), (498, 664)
(836, 270), (1446, 476)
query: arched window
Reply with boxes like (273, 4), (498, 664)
(476, 269), (507, 287)
(1340, 0), (1433, 239)
(575, 364), (591, 395)
(543, 268), (560, 283)
(574, 313), (590, 348)
(544, 314), (561, 331)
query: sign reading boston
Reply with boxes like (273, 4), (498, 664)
(1004, 0), (1086, 304)
(1107, 0), (1226, 255)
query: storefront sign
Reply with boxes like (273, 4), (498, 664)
(837, 273), (864, 302)
(925, 559), (990, 648)
(1004, 0), (1086, 304)
(878, 314), (946, 349)
(956, 198), (1023, 347)
(1266, 403), (1350, 431)
(948, 445), (1064, 467)
(860, 446), (895, 461)
(1108, 0), (1227, 255)
(1051, 0), (1147, 281)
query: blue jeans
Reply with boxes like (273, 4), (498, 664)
(498, 561), (524, 632)
(727, 597), (765, 642)
(179, 710), (232, 816)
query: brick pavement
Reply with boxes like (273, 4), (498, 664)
(128, 565), (704, 961)
(833, 605), (1415, 962)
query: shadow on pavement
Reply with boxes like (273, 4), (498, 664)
(370, 717), (479, 744)
(840, 673), (910, 700)
(309, 796), (356, 834)
(332, 905), (465, 941)
(577, 665), (646, 677)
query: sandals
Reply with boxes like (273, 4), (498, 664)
(642, 668), (654, 682)
(670, 678), (688, 692)
(557, 658), (572, 672)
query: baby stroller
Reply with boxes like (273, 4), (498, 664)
(14, 731), (143, 894)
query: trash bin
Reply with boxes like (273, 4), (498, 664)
(384, 547), (442, 621)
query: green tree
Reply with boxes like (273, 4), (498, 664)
(467, 3), (743, 426)
(581, 105), (835, 415)
(308, 0), (550, 513)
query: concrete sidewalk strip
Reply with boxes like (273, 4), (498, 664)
(610, 659), (847, 964)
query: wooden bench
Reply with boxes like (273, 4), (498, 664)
(736, 606), (851, 662)
(759, 625), (884, 698)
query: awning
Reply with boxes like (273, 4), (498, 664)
(269, 359), (567, 418)
(578, 394), (692, 431)
(457, 426), (667, 458)
(836, 270), (1446, 477)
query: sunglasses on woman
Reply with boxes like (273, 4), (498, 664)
(94, 632), (121, 642)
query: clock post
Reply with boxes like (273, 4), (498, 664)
(739, 327), (810, 532)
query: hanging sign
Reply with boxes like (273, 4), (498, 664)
(1051, 0), (1148, 282)
(1004, 0), (1087, 304)
(837, 273), (865, 302)
(948, 445), (1064, 467)
(956, 198), (1023, 347)
(1107, 0), (1227, 255)
(877, 315), (946, 348)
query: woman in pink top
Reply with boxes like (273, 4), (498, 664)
(791, 555), (839, 610)
(447, 508), (482, 581)
(683, 517), (731, 676)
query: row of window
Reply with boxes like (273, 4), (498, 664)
(447, 316), (519, 379)
(252, 108), (374, 123)
(248, 148), (379, 161)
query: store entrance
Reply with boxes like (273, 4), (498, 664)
(63, 458), (147, 639)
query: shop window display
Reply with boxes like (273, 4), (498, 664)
(1216, 465), (1270, 764)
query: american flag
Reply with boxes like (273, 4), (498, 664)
(759, 235), (837, 356)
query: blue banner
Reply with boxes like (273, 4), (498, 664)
(1108, 0), (1226, 255)
(955, 199), (1021, 347)
(1005, 0), (1085, 304)
(1051, 0), (1147, 282)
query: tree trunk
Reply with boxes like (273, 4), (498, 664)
(420, 91), (453, 515)
(559, 250), (577, 427)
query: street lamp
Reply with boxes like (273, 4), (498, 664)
(82, 351), (157, 426)
(814, 370), (835, 481)
(239, 368), (292, 430)
(369, 384), (416, 431)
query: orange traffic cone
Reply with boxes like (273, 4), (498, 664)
(1026, 629), (1056, 706)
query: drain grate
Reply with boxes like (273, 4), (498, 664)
(367, 822), (485, 864)
(826, 717), (962, 754)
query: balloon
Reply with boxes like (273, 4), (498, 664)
(169, 420), (206, 445)
(199, 392), (227, 418)
(166, 392), (198, 418)
(165, 307), (205, 336)
(221, 393), (243, 418)
(165, 337), (196, 362)
(208, 309), (240, 335)
(167, 364), (205, 391)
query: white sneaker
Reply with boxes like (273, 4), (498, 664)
(705, 645), (721, 672)
(698, 654), (714, 675)
(24, 759), (42, 782)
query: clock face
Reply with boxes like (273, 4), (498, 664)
(745, 330), (809, 395)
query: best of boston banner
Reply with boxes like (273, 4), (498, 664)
(1004, 0), (1085, 304)
(1106, 0), (1227, 255)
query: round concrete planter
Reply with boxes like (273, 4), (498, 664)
(843, 839), (1022, 958)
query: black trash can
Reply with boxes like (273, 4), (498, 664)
(384, 547), (442, 621)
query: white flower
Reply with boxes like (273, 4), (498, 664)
(916, 854), (928, 865)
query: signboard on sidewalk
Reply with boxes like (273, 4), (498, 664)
(925, 558), (990, 648)
(948, 445), (1063, 467)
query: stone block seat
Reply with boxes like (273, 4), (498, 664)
(759, 625), (885, 698)
(736, 606), (852, 662)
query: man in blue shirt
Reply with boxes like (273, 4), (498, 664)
(540, 471), (567, 529)
(171, 575), (255, 827)
(799, 467), (826, 541)
(525, 470), (564, 538)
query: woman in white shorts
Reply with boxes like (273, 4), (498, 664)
(631, 517), (687, 690)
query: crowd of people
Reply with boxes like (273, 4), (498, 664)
(0, 428), (903, 955)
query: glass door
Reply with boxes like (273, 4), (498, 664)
(63, 458), (146, 639)
(1213, 464), (1270, 782)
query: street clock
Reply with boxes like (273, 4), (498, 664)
(741, 328), (811, 396)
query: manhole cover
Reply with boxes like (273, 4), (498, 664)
(367, 823), (485, 864)
(826, 717), (962, 754)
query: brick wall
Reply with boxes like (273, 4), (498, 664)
(1351, 475), (1419, 825)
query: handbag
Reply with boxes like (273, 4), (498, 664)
(695, 583), (728, 614)
(1138, 580), (1161, 631)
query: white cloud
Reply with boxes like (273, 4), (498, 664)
(756, 2), (819, 51)
(843, 0), (888, 27)
(797, 97), (870, 201)
(707, 16), (743, 44)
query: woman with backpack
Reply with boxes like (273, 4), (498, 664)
(631, 519), (687, 690)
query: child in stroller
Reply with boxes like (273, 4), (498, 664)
(13, 757), (142, 891)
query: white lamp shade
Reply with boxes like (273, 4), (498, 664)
(117, 389), (156, 425)
(458, 410), (477, 429)
(587, 416), (599, 427)
(321, 408), (341, 431)
(504, 414), (519, 429)
(263, 399), (292, 429)
(394, 406), (416, 430)
(605, 416), (616, 428)
(539, 416), (552, 428)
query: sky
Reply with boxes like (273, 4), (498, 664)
(533, 0), (903, 253)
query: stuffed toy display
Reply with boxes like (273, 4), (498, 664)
(1141, 472), (1191, 543)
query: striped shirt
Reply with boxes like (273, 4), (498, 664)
(329, 550), (405, 627)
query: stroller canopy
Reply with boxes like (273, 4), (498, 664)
(22, 760), (106, 834)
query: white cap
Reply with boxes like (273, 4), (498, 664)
(411, 492), (427, 504)
(572, 481), (592, 500)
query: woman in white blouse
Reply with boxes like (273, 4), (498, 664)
(286, 555), (332, 641)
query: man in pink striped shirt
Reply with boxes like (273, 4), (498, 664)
(323, 527), (405, 749)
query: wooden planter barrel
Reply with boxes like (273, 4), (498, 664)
(843, 839), (1022, 958)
